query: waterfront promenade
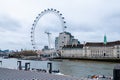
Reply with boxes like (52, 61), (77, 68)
(0, 68), (80, 80)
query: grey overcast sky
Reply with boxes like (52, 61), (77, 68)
(0, 0), (120, 50)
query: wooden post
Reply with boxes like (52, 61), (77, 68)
(113, 64), (120, 80)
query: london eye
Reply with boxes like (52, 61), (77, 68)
(31, 8), (67, 50)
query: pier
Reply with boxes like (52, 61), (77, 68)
(0, 68), (80, 80)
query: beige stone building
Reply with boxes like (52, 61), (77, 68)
(61, 44), (84, 58)
(61, 41), (120, 59)
(84, 41), (120, 58)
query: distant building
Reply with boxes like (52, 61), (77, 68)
(0, 49), (10, 56)
(55, 37), (59, 49)
(72, 39), (80, 45)
(43, 46), (49, 50)
(61, 44), (84, 58)
(55, 31), (80, 50)
(60, 34), (120, 59)
(41, 46), (56, 57)
(61, 41), (120, 59)
(84, 41), (120, 58)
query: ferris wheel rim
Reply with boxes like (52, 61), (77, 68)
(31, 8), (67, 50)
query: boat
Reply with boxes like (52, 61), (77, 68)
(87, 75), (113, 80)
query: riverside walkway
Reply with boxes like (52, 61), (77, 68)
(0, 68), (80, 80)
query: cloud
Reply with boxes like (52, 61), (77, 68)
(0, 0), (120, 50)
(0, 15), (21, 31)
(102, 13), (120, 32)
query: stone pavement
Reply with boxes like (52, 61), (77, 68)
(0, 68), (80, 80)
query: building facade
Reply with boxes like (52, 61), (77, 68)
(55, 31), (80, 50)
(61, 45), (84, 58)
(61, 41), (120, 59)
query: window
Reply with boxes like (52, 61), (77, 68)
(117, 54), (119, 58)
(117, 51), (119, 53)
(104, 53), (106, 56)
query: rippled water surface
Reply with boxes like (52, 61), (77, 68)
(0, 58), (118, 78)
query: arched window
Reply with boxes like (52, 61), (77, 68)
(104, 53), (106, 57)
(117, 54), (119, 58)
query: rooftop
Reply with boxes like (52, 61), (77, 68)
(85, 40), (120, 47)
(63, 44), (83, 49)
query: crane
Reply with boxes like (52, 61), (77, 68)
(45, 31), (51, 49)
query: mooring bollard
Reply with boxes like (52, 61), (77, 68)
(17, 61), (22, 70)
(0, 61), (2, 66)
(113, 64), (120, 80)
(47, 62), (52, 74)
(25, 62), (30, 71)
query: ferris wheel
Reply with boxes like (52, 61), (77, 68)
(31, 8), (67, 50)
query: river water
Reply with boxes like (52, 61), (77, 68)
(0, 58), (119, 78)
